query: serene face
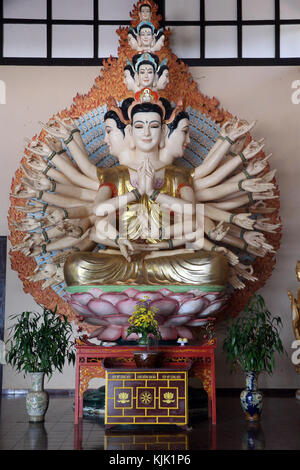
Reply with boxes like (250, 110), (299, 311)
(139, 6), (151, 21)
(124, 69), (135, 91)
(131, 111), (162, 153)
(104, 118), (126, 157)
(139, 27), (153, 47)
(157, 69), (169, 90)
(137, 64), (155, 88)
(166, 118), (190, 158)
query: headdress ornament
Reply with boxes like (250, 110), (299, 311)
(107, 96), (130, 125)
(134, 52), (158, 72)
(164, 98), (185, 125)
(137, 21), (155, 34)
(157, 57), (168, 73)
(127, 88), (166, 121)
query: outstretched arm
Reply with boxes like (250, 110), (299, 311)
(205, 204), (255, 230)
(196, 178), (275, 202)
(193, 119), (255, 180)
(39, 120), (99, 182)
(193, 139), (265, 191)
(27, 137), (99, 190)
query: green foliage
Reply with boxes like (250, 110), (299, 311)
(6, 306), (76, 378)
(223, 294), (284, 374)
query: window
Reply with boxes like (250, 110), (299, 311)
(1, 0), (300, 65)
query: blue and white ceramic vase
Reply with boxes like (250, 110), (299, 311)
(26, 372), (49, 423)
(240, 371), (263, 421)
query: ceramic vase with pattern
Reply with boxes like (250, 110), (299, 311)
(240, 371), (263, 421)
(26, 372), (49, 422)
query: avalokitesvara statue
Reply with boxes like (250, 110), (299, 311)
(9, 0), (281, 344)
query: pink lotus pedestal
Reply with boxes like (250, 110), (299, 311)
(65, 285), (229, 342)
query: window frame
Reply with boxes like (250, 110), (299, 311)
(0, 0), (300, 65)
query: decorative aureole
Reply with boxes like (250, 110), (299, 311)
(8, 0), (281, 344)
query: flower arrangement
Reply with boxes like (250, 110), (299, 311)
(127, 298), (161, 345)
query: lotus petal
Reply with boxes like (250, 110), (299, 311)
(157, 288), (173, 296)
(87, 299), (118, 316)
(134, 291), (164, 301)
(186, 318), (210, 327)
(70, 292), (94, 305)
(69, 301), (92, 316)
(116, 298), (140, 315)
(163, 314), (194, 327)
(178, 297), (206, 315)
(198, 300), (225, 318)
(203, 293), (220, 302)
(150, 299), (178, 316)
(83, 317), (109, 326)
(103, 314), (130, 326)
(100, 293), (128, 305)
(167, 293), (194, 304)
(123, 287), (140, 298)
(159, 326), (178, 341)
(96, 325), (123, 341)
(88, 327), (105, 339)
(154, 315), (166, 326)
(122, 326), (139, 342)
(87, 288), (103, 298)
(187, 290), (209, 297)
(176, 326), (194, 340)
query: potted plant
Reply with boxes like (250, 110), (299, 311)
(6, 306), (76, 422)
(127, 298), (162, 367)
(223, 293), (284, 421)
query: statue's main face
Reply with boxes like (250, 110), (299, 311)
(124, 69), (135, 91)
(131, 111), (162, 152)
(139, 6), (151, 21)
(137, 64), (155, 88)
(166, 118), (190, 158)
(139, 27), (153, 47)
(104, 118), (126, 157)
(157, 69), (169, 90)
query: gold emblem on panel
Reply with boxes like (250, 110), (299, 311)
(117, 392), (130, 404)
(140, 391), (153, 404)
(163, 392), (175, 404)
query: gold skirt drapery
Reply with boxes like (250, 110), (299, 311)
(64, 250), (229, 287)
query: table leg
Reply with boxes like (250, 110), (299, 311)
(74, 361), (80, 424)
(74, 422), (83, 450)
(211, 356), (216, 425)
(191, 358), (216, 424)
(79, 391), (84, 419)
(209, 423), (217, 450)
(207, 396), (212, 419)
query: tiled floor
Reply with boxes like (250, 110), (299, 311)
(0, 394), (299, 450)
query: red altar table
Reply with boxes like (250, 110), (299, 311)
(74, 341), (217, 426)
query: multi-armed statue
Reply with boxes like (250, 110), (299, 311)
(9, 0), (281, 343)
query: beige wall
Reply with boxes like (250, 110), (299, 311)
(1, 65), (299, 390)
